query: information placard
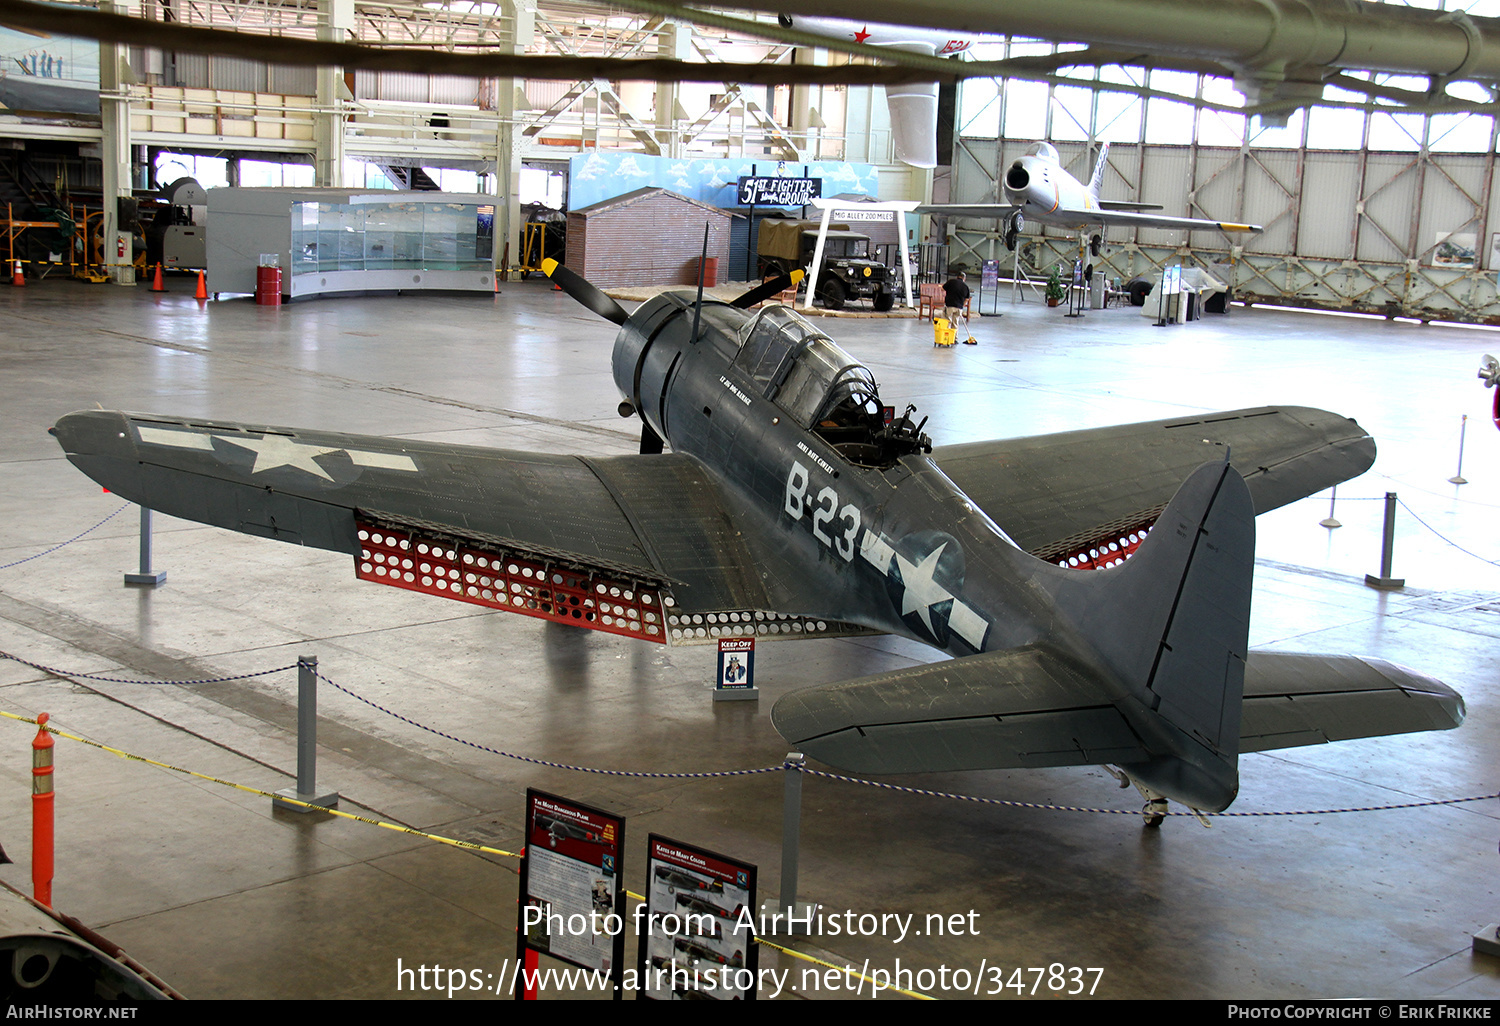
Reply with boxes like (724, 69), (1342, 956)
(638, 835), (758, 1000)
(516, 789), (626, 998)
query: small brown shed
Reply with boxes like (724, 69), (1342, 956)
(566, 188), (732, 288)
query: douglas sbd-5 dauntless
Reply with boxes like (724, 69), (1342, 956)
(51, 260), (1462, 823)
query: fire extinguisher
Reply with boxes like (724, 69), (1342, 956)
(117, 236), (126, 260)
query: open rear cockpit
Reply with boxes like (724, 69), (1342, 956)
(735, 304), (930, 467)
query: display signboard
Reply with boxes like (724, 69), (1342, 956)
(638, 835), (758, 1000)
(737, 176), (821, 207)
(516, 789), (626, 998)
(716, 638), (755, 692)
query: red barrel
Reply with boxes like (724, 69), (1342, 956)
(697, 256), (718, 287)
(255, 264), (282, 306)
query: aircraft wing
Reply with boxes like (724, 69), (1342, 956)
(915, 203), (1260, 234)
(50, 410), (859, 634)
(930, 405), (1375, 562)
(771, 649), (1463, 775)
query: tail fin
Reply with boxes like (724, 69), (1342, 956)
(771, 460), (1256, 811)
(1087, 141), (1111, 199)
(1039, 458), (1255, 810)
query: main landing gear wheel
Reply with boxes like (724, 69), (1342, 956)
(1090, 234), (1103, 257)
(1004, 211), (1025, 251)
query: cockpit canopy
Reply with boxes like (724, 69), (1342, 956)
(735, 304), (880, 430)
(1024, 141), (1060, 163)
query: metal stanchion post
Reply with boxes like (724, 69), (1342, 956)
(768, 752), (816, 936)
(1364, 492), (1405, 590)
(1319, 486), (1342, 528)
(1449, 414), (1469, 485)
(32, 713), (53, 906)
(273, 655), (340, 812)
(124, 506), (166, 586)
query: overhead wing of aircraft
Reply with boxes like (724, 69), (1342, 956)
(50, 262), (1462, 818)
(773, 16), (975, 169)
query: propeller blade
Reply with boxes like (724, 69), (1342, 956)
(731, 270), (805, 309)
(541, 258), (629, 325)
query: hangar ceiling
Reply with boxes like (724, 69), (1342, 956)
(5, 0), (1500, 320)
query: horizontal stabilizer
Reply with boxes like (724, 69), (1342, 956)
(1240, 652), (1464, 752)
(771, 645), (1147, 774)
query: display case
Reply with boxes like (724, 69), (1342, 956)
(207, 188), (496, 299)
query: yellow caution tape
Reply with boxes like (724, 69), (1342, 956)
(1, 708), (933, 999)
(0, 709), (519, 858)
(752, 937), (933, 1000)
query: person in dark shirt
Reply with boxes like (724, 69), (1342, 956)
(942, 272), (975, 344)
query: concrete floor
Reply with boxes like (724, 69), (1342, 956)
(0, 276), (1498, 1001)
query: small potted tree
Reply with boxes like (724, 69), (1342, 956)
(1045, 265), (1066, 307)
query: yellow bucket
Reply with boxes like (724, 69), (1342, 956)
(933, 317), (956, 347)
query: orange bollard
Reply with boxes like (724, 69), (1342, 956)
(11, 259), (24, 287)
(150, 262), (165, 292)
(194, 270), (207, 300)
(32, 712), (54, 907)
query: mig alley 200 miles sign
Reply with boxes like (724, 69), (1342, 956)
(517, 789), (626, 996)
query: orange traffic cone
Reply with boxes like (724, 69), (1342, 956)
(194, 270), (207, 300)
(11, 259), (24, 287)
(150, 262), (165, 292)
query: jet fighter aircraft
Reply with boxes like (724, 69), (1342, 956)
(50, 262), (1461, 820)
(919, 141), (1263, 251)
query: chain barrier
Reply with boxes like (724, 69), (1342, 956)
(4, 649), (1493, 816)
(312, 669), (783, 781)
(1395, 497), (1500, 568)
(0, 650), (296, 687)
(0, 504), (130, 570)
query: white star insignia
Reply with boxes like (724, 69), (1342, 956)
(894, 543), (955, 635)
(220, 435), (340, 481)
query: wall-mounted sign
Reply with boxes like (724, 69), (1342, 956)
(832, 209), (895, 222)
(738, 176), (822, 207)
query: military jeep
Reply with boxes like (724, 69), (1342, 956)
(756, 219), (896, 312)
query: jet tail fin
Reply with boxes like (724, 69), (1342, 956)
(1040, 458), (1255, 810)
(1087, 141), (1111, 200)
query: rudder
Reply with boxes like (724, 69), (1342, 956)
(1038, 459), (1256, 810)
